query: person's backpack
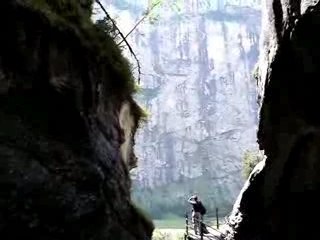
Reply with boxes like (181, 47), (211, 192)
(198, 201), (206, 215)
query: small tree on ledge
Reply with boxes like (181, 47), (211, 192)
(242, 150), (263, 179)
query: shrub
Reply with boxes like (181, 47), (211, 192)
(242, 150), (263, 179)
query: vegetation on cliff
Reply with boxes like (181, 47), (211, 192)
(242, 150), (263, 179)
(1, 0), (141, 100)
(0, 1), (153, 239)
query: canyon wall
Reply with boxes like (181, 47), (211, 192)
(99, 0), (261, 217)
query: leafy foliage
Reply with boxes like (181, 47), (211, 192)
(242, 150), (263, 179)
(147, 0), (184, 24)
(95, 17), (120, 42)
(23, 0), (137, 98)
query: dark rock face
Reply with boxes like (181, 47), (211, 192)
(0, 1), (153, 240)
(226, 0), (320, 239)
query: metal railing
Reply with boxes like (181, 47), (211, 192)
(184, 213), (226, 240)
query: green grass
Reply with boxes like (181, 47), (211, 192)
(152, 229), (184, 240)
(154, 214), (185, 229)
(152, 229), (185, 240)
(154, 218), (185, 229)
(153, 216), (224, 229)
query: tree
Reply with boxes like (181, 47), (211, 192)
(242, 150), (263, 179)
(148, 0), (184, 23)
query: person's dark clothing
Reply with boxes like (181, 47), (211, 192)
(192, 201), (206, 214)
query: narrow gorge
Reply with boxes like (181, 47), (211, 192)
(1, 0), (320, 240)
(99, 0), (262, 218)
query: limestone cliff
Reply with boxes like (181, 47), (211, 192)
(0, 1), (153, 239)
(98, 0), (261, 217)
(226, 0), (320, 239)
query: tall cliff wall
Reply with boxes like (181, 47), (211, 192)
(99, 0), (261, 217)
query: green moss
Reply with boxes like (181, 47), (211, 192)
(128, 99), (149, 133)
(133, 82), (143, 93)
(20, 0), (136, 97)
(140, 107), (150, 121)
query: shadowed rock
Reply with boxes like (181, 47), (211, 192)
(226, 1), (320, 239)
(0, 0), (153, 239)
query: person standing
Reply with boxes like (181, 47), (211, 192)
(188, 195), (207, 235)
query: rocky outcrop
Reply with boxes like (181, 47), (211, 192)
(226, 0), (320, 239)
(100, 0), (261, 217)
(0, 1), (152, 239)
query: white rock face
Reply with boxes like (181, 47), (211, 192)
(96, 0), (261, 216)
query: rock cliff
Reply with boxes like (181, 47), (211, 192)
(226, 0), (320, 239)
(0, 1), (153, 239)
(99, 0), (261, 217)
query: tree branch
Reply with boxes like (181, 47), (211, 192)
(95, 0), (141, 83)
(117, 1), (161, 46)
